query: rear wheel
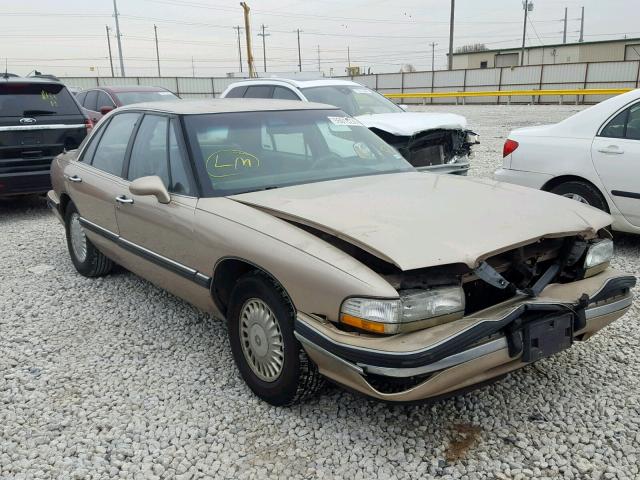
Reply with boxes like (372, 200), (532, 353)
(64, 203), (113, 277)
(227, 272), (323, 406)
(550, 181), (608, 212)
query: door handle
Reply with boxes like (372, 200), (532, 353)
(115, 195), (134, 205)
(65, 174), (82, 183)
(597, 145), (624, 154)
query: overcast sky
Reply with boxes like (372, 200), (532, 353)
(2, 0), (638, 78)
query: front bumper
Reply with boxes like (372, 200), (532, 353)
(296, 268), (635, 402)
(417, 159), (470, 176)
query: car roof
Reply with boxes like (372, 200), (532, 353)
(0, 75), (63, 85)
(227, 77), (362, 90)
(82, 85), (171, 93)
(116, 98), (339, 115)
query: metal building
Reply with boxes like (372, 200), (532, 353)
(451, 38), (640, 70)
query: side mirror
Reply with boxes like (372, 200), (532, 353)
(99, 105), (114, 115)
(129, 176), (171, 204)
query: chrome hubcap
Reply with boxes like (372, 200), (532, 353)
(239, 298), (284, 382)
(562, 193), (589, 205)
(69, 213), (87, 262)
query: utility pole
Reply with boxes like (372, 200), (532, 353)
(257, 24), (270, 73)
(317, 45), (321, 72)
(240, 2), (256, 77)
(447, 0), (455, 70)
(191, 56), (195, 77)
(347, 46), (351, 68)
(234, 26), (243, 73)
(430, 42), (438, 72)
(105, 26), (115, 77)
(296, 29), (302, 72)
(112, 0), (125, 76)
(562, 7), (568, 44)
(521, 0), (531, 66)
(578, 6), (584, 42)
(154, 24), (161, 76)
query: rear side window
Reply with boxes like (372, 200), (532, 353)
(224, 86), (247, 98)
(0, 82), (81, 116)
(600, 102), (640, 140)
(75, 91), (87, 105)
(244, 85), (274, 98)
(97, 91), (115, 109)
(273, 86), (300, 101)
(91, 113), (140, 176)
(84, 90), (98, 111)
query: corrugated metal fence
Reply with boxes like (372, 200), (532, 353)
(60, 59), (640, 105)
(348, 60), (640, 104)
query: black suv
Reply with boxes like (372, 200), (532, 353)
(0, 75), (90, 197)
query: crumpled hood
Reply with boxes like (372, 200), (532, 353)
(355, 112), (468, 136)
(229, 172), (611, 271)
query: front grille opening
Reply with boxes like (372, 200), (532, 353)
(365, 372), (433, 394)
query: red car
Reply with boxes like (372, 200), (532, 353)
(75, 86), (179, 124)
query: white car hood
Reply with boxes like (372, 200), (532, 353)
(230, 172), (611, 271)
(355, 112), (468, 136)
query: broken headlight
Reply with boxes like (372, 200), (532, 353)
(584, 238), (613, 272)
(340, 286), (465, 335)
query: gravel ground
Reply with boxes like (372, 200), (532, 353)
(1, 105), (639, 480)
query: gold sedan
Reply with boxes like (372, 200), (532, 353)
(48, 99), (635, 405)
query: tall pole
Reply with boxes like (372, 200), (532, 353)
(562, 7), (568, 44)
(578, 6), (584, 42)
(347, 46), (351, 68)
(521, 0), (529, 66)
(257, 24), (270, 73)
(154, 24), (161, 76)
(105, 26), (115, 77)
(317, 45), (321, 72)
(240, 2), (256, 77)
(234, 26), (243, 73)
(430, 42), (438, 72)
(191, 56), (195, 77)
(112, 0), (125, 76)
(296, 29), (302, 72)
(447, 0), (455, 70)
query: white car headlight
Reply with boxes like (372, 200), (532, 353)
(340, 286), (465, 334)
(584, 238), (613, 270)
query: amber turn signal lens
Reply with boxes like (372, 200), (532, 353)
(340, 313), (387, 334)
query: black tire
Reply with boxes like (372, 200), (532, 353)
(550, 181), (609, 212)
(227, 272), (324, 406)
(64, 202), (113, 277)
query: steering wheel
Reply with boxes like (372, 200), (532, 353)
(310, 153), (344, 170)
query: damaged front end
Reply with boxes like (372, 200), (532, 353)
(371, 128), (479, 175)
(294, 233), (635, 402)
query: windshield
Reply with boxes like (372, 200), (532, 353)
(117, 90), (178, 105)
(0, 82), (80, 116)
(301, 85), (403, 116)
(184, 109), (413, 196)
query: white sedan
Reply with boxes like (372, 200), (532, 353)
(495, 89), (640, 234)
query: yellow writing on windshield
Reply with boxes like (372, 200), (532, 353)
(206, 149), (260, 178)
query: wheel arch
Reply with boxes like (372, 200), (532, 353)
(211, 257), (294, 317)
(541, 175), (610, 213)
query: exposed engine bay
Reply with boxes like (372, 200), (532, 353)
(370, 128), (479, 169)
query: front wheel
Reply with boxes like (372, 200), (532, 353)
(550, 181), (608, 212)
(227, 272), (323, 406)
(64, 202), (113, 277)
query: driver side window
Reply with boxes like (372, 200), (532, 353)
(127, 115), (170, 186)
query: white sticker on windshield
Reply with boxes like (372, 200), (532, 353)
(328, 116), (363, 127)
(353, 88), (373, 94)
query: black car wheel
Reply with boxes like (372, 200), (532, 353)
(550, 181), (609, 212)
(64, 202), (113, 277)
(227, 272), (323, 406)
